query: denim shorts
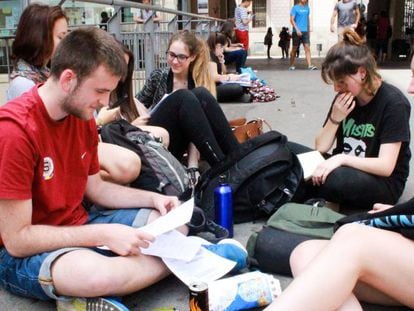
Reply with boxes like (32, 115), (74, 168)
(0, 207), (151, 301)
(292, 31), (310, 46)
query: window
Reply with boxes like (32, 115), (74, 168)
(252, 0), (266, 28)
(404, 0), (414, 35)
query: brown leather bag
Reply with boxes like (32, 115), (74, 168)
(229, 117), (271, 143)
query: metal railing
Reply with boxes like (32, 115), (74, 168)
(1, 0), (224, 92)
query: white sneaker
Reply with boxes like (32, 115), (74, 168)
(288, 66), (296, 71)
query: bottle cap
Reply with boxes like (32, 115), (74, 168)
(219, 174), (227, 184)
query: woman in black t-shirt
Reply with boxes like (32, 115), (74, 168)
(305, 29), (411, 211)
(267, 37), (414, 311)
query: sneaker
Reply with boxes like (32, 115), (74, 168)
(308, 65), (318, 70)
(57, 297), (129, 311)
(202, 238), (248, 272)
(288, 66), (296, 71)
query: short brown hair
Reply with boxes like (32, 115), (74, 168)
(321, 29), (381, 96)
(12, 4), (66, 67)
(50, 27), (127, 84)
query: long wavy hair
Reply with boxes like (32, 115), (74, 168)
(321, 29), (381, 96)
(167, 30), (216, 97)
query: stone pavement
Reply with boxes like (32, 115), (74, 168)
(0, 57), (413, 311)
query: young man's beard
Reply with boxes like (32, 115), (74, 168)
(62, 88), (94, 120)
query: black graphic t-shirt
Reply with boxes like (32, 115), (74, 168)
(327, 82), (411, 197)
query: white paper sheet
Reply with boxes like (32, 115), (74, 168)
(140, 229), (202, 261)
(297, 150), (325, 180)
(139, 198), (194, 236)
(163, 247), (236, 286)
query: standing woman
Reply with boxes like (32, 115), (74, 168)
(7, 4), (140, 185)
(264, 27), (273, 59)
(309, 29), (411, 211)
(135, 30), (239, 166)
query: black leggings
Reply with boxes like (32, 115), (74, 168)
(148, 87), (239, 165)
(287, 141), (401, 211)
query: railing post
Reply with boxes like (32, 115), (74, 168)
(144, 16), (155, 78)
(183, 18), (192, 31)
(108, 6), (122, 40)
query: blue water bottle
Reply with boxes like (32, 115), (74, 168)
(214, 175), (233, 238)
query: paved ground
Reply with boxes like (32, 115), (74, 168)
(0, 57), (413, 310)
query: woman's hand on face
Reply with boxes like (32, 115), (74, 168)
(331, 92), (356, 122)
(311, 154), (346, 186)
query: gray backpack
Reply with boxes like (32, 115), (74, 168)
(100, 120), (191, 199)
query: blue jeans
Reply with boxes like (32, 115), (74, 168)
(224, 49), (247, 73)
(0, 208), (151, 301)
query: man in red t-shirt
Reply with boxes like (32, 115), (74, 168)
(0, 27), (183, 309)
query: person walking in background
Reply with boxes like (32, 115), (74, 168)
(376, 10), (392, 63)
(99, 11), (109, 31)
(132, 0), (160, 25)
(366, 12), (379, 54)
(264, 27), (273, 59)
(234, 0), (253, 52)
(330, 0), (360, 41)
(289, 0), (317, 70)
(278, 27), (291, 59)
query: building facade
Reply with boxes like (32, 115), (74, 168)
(197, 0), (410, 57)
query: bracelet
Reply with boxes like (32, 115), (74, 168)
(329, 115), (342, 125)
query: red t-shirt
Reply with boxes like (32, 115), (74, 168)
(0, 86), (100, 246)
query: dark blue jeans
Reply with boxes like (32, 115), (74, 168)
(224, 49), (247, 73)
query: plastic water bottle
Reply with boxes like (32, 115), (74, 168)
(214, 175), (233, 238)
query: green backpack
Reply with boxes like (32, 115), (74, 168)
(246, 202), (344, 275)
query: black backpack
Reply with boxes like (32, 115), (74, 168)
(194, 131), (303, 223)
(100, 120), (191, 199)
